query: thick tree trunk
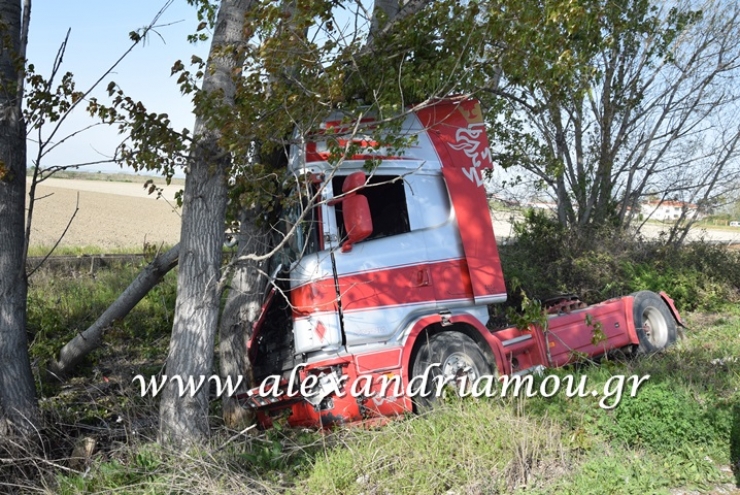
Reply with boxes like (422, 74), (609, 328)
(363, 0), (430, 52)
(0, 0), (38, 436)
(159, 0), (253, 447)
(368, 0), (399, 44)
(218, 207), (269, 428)
(159, 141), (227, 446)
(49, 244), (180, 379)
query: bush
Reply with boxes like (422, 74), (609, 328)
(600, 382), (726, 452)
(499, 210), (740, 311)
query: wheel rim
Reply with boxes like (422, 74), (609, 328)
(440, 352), (479, 394)
(642, 306), (668, 348)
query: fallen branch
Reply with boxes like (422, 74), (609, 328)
(48, 243), (180, 380)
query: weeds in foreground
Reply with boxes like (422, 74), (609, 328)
(9, 240), (740, 494)
(27, 264), (176, 377)
(26, 245), (153, 258)
(36, 306), (740, 495)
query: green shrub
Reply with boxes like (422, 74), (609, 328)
(499, 211), (740, 312)
(544, 444), (724, 494)
(731, 402), (740, 486)
(600, 382), (726, 452)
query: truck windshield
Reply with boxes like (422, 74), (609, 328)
(280, 188), (320, 264)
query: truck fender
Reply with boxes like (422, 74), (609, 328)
(659, 291), (685, 327)
(401, 314), (511, 379)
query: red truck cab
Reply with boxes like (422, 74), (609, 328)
(240, 97), (681, 427)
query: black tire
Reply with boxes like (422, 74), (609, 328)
(410, 332), (493, 411)
(632, 291), (677, 354)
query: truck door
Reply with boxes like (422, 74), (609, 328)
(286, 182), (344, 354)
(328, 173), (437, 346)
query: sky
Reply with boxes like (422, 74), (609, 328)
(26, 0), (206, 176)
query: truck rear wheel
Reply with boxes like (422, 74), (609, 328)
(410, 332), (493, 411)
(632, 291), (677, 354)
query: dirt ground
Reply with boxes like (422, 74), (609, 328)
(25, 176), (740, 252)
(26, 178), (182, 251)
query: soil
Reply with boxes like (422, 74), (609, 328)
(26, 178), (181, 250)
(24, 176), (740, 251)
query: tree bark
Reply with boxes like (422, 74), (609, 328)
(362, 0), (430, 53)
(216, 0), (297, 427)
(218, 208), (269, 428)
(368, 0), (399, 45)
(159, 0), (253, 447)
(49, 244), (180, 379)
(0, 0), (38, 436)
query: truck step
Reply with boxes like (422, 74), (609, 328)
(510, 365), (546, 378)
(501, 334), (533, 347)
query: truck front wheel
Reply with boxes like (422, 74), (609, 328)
(410, 332), (493, 411)
(632, 291), (677, 354)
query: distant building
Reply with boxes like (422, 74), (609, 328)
(640, 200), (703, 222)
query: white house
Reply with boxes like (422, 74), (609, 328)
(640, 200), (702, 222)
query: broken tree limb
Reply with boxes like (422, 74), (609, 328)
(48, 243), (180, 380)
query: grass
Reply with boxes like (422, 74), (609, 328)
(27, 259), (176, 384)
(26, 245), (154, 258)
(10, 238), (740, 494)
(298, 404), (570, 494)
(42, 319), (740, 494)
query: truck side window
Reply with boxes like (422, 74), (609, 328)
(333, 175), (410, 243)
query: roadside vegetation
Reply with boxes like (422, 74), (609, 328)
(501, 210), (740, 312)
(27, 259), (176, 375)
(23, 309), (740, 494)
(7, 214), (738, 494)
(26, 245), (162, 258)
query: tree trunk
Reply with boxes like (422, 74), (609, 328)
(49, 244), (180, 379)
(368, 0), (399, 44)
(363, 0), (431, 52)
(216, 0), (298, 428)
(159, 0), (253, 447)
(0, 0), (38, 436)
(218, 207), (270, 428)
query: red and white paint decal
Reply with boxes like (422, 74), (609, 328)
(288, 98), (507, 353)
(415, 99), (506, 303)
(292, 258), (474, 314)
